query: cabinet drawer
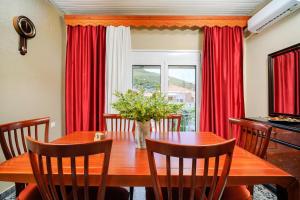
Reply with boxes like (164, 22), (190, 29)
(271, 127), (300, 147)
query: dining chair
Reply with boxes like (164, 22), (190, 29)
(151, 114), (182, 132)
(103, 113), (135, 200)
(103, 113), (136, 132)
(18, 136), (129, 200)
(228, 118), (272, 159)
(0, 117), (50, 196)
(145, 138), (236, 200)
(221, 118), (272, 200)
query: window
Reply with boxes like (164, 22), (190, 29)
(132, 65), (161, 94)
(131, 50), (200, 131)
(168, 66), (196, 131)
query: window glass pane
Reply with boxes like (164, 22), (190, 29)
(168, 65), (196, 131)
(132, 65), (161, 95)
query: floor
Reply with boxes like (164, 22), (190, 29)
(3, 185), (277, 200)
(253, 185), (277, 200)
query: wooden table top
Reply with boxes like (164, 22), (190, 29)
(0, 131), (298, 199)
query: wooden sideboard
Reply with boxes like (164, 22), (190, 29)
(247, 118), (300, 199)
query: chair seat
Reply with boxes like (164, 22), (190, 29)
(221, 185), (251, 200)
(17, 184), (129, 200)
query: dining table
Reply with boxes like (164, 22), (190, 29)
(0, 131), (298, 199)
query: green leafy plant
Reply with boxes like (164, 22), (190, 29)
(112, 89), (183, 123)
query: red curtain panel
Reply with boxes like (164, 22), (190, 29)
(273, 51), (298, 115)
(65, 25), (106, 134)
(296, 50), (300, 115)
(200, 26), (245, 139)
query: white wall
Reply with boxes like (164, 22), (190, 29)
(131, 28), (202, 50)
(245, 10), (300, 117)
(0, 0), (66, 192)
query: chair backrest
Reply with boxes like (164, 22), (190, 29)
(103, 114), (135, 132)
(0, 117), (49, 160)
(229, 118), (272, 158)
(26, 136), (113, 200)
(151, 114), (182, 132)
(146, 138), (236, 200)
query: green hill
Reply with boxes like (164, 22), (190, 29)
(133, 68), (195, 91)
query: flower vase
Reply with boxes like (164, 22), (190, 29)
(135, 121), (150, 149)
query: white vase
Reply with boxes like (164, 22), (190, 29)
(135, 121), (150, 149)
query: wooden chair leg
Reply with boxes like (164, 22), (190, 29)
(248, 185), (254, 195)
(130, 186), (134, 200)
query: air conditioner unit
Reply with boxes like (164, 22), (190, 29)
(248, 0), (300, 33)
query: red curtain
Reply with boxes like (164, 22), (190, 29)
(65, 25), (106, 134)
(200, 26), (245, 139)
(273, 49), (300, 115)
(296, 50), (300, 114)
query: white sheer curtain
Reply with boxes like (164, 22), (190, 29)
(105, 26), (132, 113)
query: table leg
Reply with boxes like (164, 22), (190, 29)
(286, 180), (299, 200)
(276, 185), (287, 200)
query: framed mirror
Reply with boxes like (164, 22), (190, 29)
(268, 43), (300, 118)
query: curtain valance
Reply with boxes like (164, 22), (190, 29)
(64, 15), (249, 28)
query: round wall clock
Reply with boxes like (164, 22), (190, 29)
(13, 16), (36, 55)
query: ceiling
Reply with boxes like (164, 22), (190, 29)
(49, 0), (268, 16)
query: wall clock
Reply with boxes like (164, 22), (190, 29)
(13, 16), (36, 55)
